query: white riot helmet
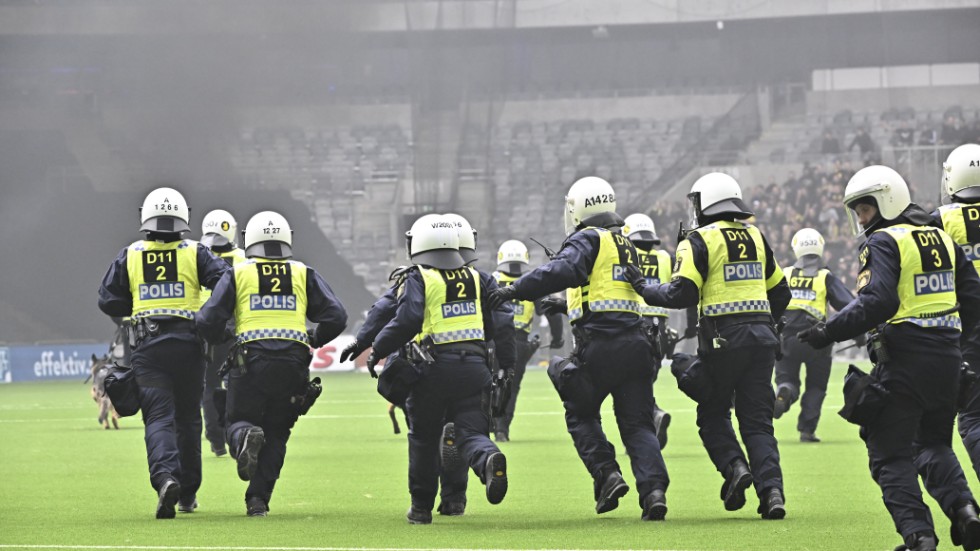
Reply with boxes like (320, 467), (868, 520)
(139, 187), (190, 233)
(200, 209), (238, 249)
(687, 172), (752, 227)
(564, 176), (617, 235)
(623, 213), (661, 245)
(791, 228), (825, 259)
(843, 165), (911, 235)
(443, 213), (478, 264)
(243, 211), (293, 259)
(496, 239), (529, 275)
(943, 144), (980, 202)
(406, 214), (464, 270)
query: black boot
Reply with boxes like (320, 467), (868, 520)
(653, 408), (671, 450)
(437, 500), (466, 516)
(773, 384), (794, 419)
(237, 426), (265, 482)
(952, 502), (980, 550)
(246, 496), (268, 517)
(155, 478), (180, 519)
(895, 531), (937, 551)
(440, 423), (461, 471)
(757, 488), (785, 520)
(720, 458), (752, 511)
(640, 489), (667, 521)
(406, 505), (432, 525)
(484, 452), (508, 505)
(594, 468), (630, 514)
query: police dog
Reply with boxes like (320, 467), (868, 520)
(89, 354), (120, 430)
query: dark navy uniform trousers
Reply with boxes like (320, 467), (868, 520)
(698, 344), (783, 498)
(872, 351), (974, 539)
(131, 335), (205, 503)
(566, 327), (668, 502)
(405, 350), (500, 511)
(775, 336), (833, 434)
(494, 331), (536, 435)
(225, 345), (310, 506)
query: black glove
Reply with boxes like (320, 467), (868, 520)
(366, 352), (380, 379)
(340, 340), (368, 363)
(540, 296), (567, 316)
(854, 333), (868, 347)
(623, 264), (646, 294)
(797, 322), (833, 349)
(549, 337), (565, 349)
(487, 285), (519, 311)
(682, 325), (698, 340)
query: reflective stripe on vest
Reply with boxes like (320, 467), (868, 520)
(234, 259), (309, 345)
(694, 221), (772, 317)
(127, 239), (201, 320)
(939, 203), (980, 273)
(418, 266), (485, 344)
(785, 266), (829, 321)
(875, 224), (960, 331)
(494, 271), (535, 333)
(637, 248), (671, 318)
(566, 228), (644, 323)
(200, 247), (247, 307)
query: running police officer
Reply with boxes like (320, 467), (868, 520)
(198, 209), (247, 457)
(626, 172), (790, 520)
(798, 165), (980, 551)
(934, 144), (980, 486)
(491, 239), (564, 442)
(773, 228), (854, 443)
(196, 211), (348, 516)
(368, 215), (511, 524)
(98, 187), (230, 518)
(623, 213), (673, 449)
(488, 176), (669, 521)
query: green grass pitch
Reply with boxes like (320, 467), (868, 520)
(0, 361), (976, 551)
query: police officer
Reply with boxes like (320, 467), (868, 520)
(198, 209), (247, 457)
(798, 165), (980, 551)
(490, 239), (564, 442)
(98, 187), (230, 518)
(934, 144), (980, 486)
(488, 176), (669, 520)
(623, 213), (673, 449)
(343, 213), (516, 518)
(773, 228), (855, 443)
(626, 172), (790, 520)
(196, 211), (348, 516)
(368, 214), (512, 524)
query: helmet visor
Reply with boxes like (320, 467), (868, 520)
(412, 249), (465, 270)
(201, 233), (231, 249)
(140, 216), (190, 234)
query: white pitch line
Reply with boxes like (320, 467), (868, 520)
(0, 546), (718, 551)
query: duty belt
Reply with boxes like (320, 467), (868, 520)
(711, 313), (774, 331)
(133, 308), (195, 320)
(432, 341), (488, 357)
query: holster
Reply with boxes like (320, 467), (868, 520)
(960, 363), (979, 410)
(489, 372), (512, 419)
(217, 342), (246, 378)
(103, 363), (141, 417)
(868, 330), (891, 365)
(376, 353), (420, 407)
(291, 377), (323, 416)
(669, 353), (713, 403)
(643, 320), (664, 359)
(838, 364), (891, 426)
(546, 355), (594, 408)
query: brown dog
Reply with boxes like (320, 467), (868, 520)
(89, 354), (120, 430)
